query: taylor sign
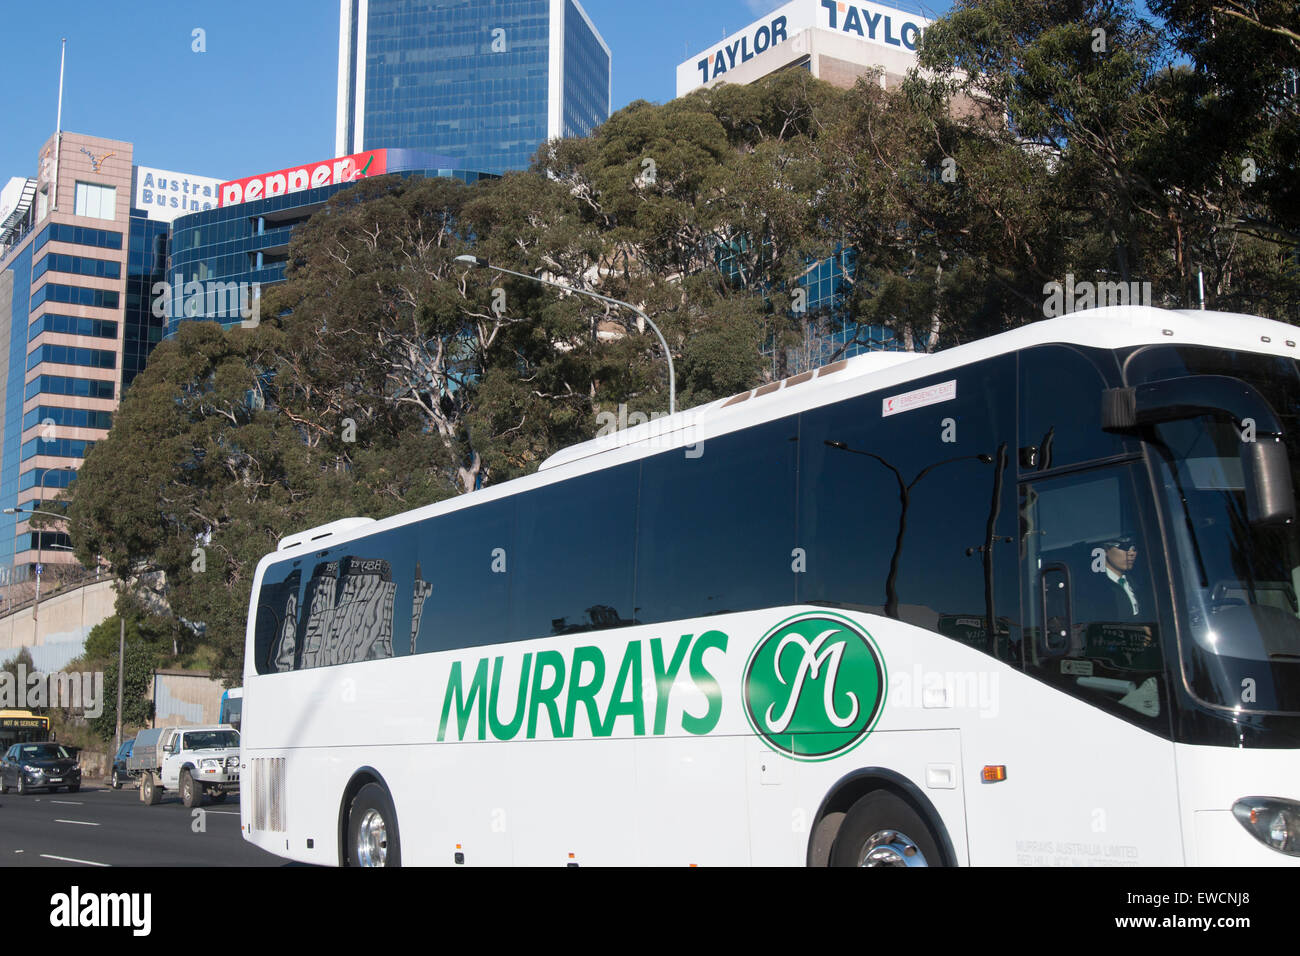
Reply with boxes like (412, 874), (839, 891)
(219, 149), (387, 207)
(678, 0), (929, 95)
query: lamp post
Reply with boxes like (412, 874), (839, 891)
(17, 464), (74, 621)
(455, 255), (677, 415)
(5, 499), (70, 624)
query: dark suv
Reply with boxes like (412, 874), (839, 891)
(111, 738), (135, 789)
(0, 742), (81, 794)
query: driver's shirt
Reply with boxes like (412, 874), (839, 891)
(1106, 566), (1140, 615)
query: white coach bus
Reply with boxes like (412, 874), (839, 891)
(241, 306), (1300, 866)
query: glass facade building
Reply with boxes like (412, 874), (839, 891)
(123, 215), (170, 388)
(166, 152), (494, 335)
(715, 240), (902, 376)
(0, 133), (220, 588)
(337, 0), (611, 174)
(0, 133), (136, 580)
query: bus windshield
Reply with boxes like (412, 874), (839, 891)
(1129, 345), (1300, 714)
(0, 711), (50, 749)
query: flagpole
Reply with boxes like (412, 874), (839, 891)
(52, 38), (66, 212)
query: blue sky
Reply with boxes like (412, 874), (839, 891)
(2, 0), (952, 183)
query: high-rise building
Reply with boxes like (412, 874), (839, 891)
(0, 131), (220, 583)
(337, 0), (611, 174)
(677, 0), (931, 98)
(164, 148), (494, 334)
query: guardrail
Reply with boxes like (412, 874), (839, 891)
(0, 568), (108, 620)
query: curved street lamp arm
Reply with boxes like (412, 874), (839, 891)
(464, 260), (677, 415)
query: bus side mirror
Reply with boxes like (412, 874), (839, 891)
(1104, 376), (1297, 527)
(1243, 438), (1295, 526)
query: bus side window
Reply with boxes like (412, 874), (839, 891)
(635, 416), (798, 625)
(509, 464), (637, 641)
(415, 497), (514, 653)
(1019, 345), (1133, 473)
(255, 568), (301, 674)
(798, 355), (1020, 662)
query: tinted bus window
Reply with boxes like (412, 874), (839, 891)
(1020, 344), (1133, 472)
(415, 496), (514, 653)
(509, 464), (638, 640)
(634, 416), (798, 624)
(799, 358), (1019, 659)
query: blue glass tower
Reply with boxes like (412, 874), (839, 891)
(337, 0), (611, 175)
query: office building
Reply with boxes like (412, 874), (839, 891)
(677, 0), (930, 98)
(165, 148), (494, 335)
(0, 132), (220, 579)
(337, 0), (611, 174)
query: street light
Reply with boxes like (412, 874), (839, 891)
(9, 461), (73, 612)
(5, 490), (71, 624)
(455, 255), (677, 415)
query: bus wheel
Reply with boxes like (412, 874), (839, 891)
(831, 790), (942, 867)
(347, 783), (401, 867)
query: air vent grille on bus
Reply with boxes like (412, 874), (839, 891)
(251, 757), (286, 833)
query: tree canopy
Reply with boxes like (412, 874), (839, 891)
(65, 1), (1299, 681)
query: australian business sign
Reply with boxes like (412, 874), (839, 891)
(676, 0), (929, 96)
(219, 149), (387, 207)
(132, 167), (225, 223)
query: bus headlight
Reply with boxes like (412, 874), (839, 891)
(1232, 797), (1300, 856)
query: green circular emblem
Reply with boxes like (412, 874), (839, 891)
(743, 612), (886, 761)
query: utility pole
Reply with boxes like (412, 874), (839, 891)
(114, 615), (124, 754)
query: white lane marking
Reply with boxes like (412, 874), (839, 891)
(54, 819), (100, 826)
(51, 800), (83, 805)
(205, 810), (240, 815)
(40, 853), (109, 867)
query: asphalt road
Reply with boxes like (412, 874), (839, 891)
(0, 778), (284, 866)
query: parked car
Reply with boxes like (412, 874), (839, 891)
(111, 737), (136, 789)
(0, 741), (81, 794)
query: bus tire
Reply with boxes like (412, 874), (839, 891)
(346, 783), (400, 867)
(141, 772), (160, 805)
(831, 790), (943, 867)
(181, 770), (203, 809)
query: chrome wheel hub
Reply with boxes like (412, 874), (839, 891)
(356, 809), (389, 867)
(858, 829), (929, 867)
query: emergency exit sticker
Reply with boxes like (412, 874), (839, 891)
(882, 379), (956, 417)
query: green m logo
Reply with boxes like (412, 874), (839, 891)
(743, 612), (886, 761)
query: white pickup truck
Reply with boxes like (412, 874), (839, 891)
(127, 725), (241, 808)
